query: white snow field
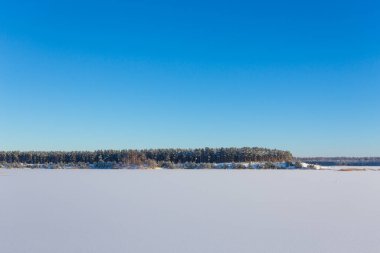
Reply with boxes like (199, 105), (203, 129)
(1, 169), (380, 253)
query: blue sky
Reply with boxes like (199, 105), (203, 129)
(0, 0), (379, 156)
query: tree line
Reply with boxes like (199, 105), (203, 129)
(299, 157), (380, 166)
(0, 147), (292, 165)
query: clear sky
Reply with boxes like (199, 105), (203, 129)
(0, 0), (379, 156)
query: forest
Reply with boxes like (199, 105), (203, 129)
(0, 147), (293, 166)
(299, 157), (380, 166)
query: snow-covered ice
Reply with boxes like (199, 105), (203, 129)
(1, 169), (380, 253)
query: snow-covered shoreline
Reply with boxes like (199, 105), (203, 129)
(0, 161), (324, 170)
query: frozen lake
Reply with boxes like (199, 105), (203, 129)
(1, 169), (380, 253)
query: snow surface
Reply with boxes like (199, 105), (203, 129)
(1, 169), (380, 253)
(326, 166), (380, 171)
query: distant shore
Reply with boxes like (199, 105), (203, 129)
(0, 161), (311, 170)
